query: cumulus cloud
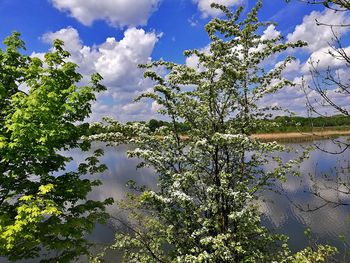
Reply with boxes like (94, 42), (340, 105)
(261, 25), (280, 41)
(50, 0), (160, 27)
(42, 27), (158, 88)
(151, 101), (162, 113)
(263, 5), (350, 117)
(42, 27), (82, 52)
(254, 25), (281, 56)
(41, 6), (350, 121)
(193, 0), (244, 18)
(258, 71), (350, 117)
(258, 83), (308, 116)
(282, 59), (302, 75)
(287, 8), (350, 52)
(301, 46), (350, 73)
(185, 45), (211, 70)
(282, 49), (350, 116)
(38, 27), (160, 121)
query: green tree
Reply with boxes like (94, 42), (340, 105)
(92, 1), (336, 262)
(148, 119), (163, 132)
(0, 33), (112, 262)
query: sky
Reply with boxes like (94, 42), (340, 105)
(1, 0), (349, 121)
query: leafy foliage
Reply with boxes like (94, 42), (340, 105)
(0, 33), (112, 261)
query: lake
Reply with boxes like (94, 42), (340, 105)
(83, 138), (350, 260)
(3, 137), (350, 262)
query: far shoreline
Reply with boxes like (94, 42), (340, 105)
(252, 130), (350, 142)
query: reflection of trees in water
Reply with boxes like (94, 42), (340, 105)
(67, 140), (350, 259)
(79, 140), (350, 259)
(261, 138), (350, 257)
(304, 138), (350, 211)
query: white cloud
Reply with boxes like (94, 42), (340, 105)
(185, 45), (211, 70)
(193, 0), (244, 18)
(42, 27), (82, 52)
(287, 8), (350, 52)
(258, 70), (350, 117)
(273, 47), (350, 117)
(121, 102), (147, 114)
(41, 27), (158, 89)
(94, 29), (159, 89)
(50, 0), (160, 27)
(255, 25), (281, 55)
(282, 59), (302, 74)
(151, 101), (162, 113)
(301, 46), (350, 73)
(39, 27), (160, 121)
(267, 8), (350, 117)
(261, 25), (280, 41)
(41, 27), (100, 75)
(335, 68), (350, 83)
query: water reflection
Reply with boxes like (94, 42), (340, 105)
(82, 139), (350, 257)
(2, 139), (350, 262)
(261, 138), (350, 255)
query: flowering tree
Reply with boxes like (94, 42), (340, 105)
(92, 1), (336, 262)
(0, 33), (113, 261)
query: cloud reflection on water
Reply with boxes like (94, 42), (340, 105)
(63, 139), (350, 255)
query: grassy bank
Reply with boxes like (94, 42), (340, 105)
(90, 119), (350, 143)
(252, 128), (350, 142)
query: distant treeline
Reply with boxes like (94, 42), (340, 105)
(89, 115), (350, 135)
(148, 115), (350, 133)
(147, 119), (190, 133)
(146, 116), (350, 133)
(259, 115), (350, 133)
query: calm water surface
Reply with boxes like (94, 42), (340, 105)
(3, 138), (350, 262)
(82, 138), (350, 260)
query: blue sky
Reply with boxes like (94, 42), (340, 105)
(1, 0), (349, 121)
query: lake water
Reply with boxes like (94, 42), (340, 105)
(3, 138), (350, 262)
(84, 138), (350, 260)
